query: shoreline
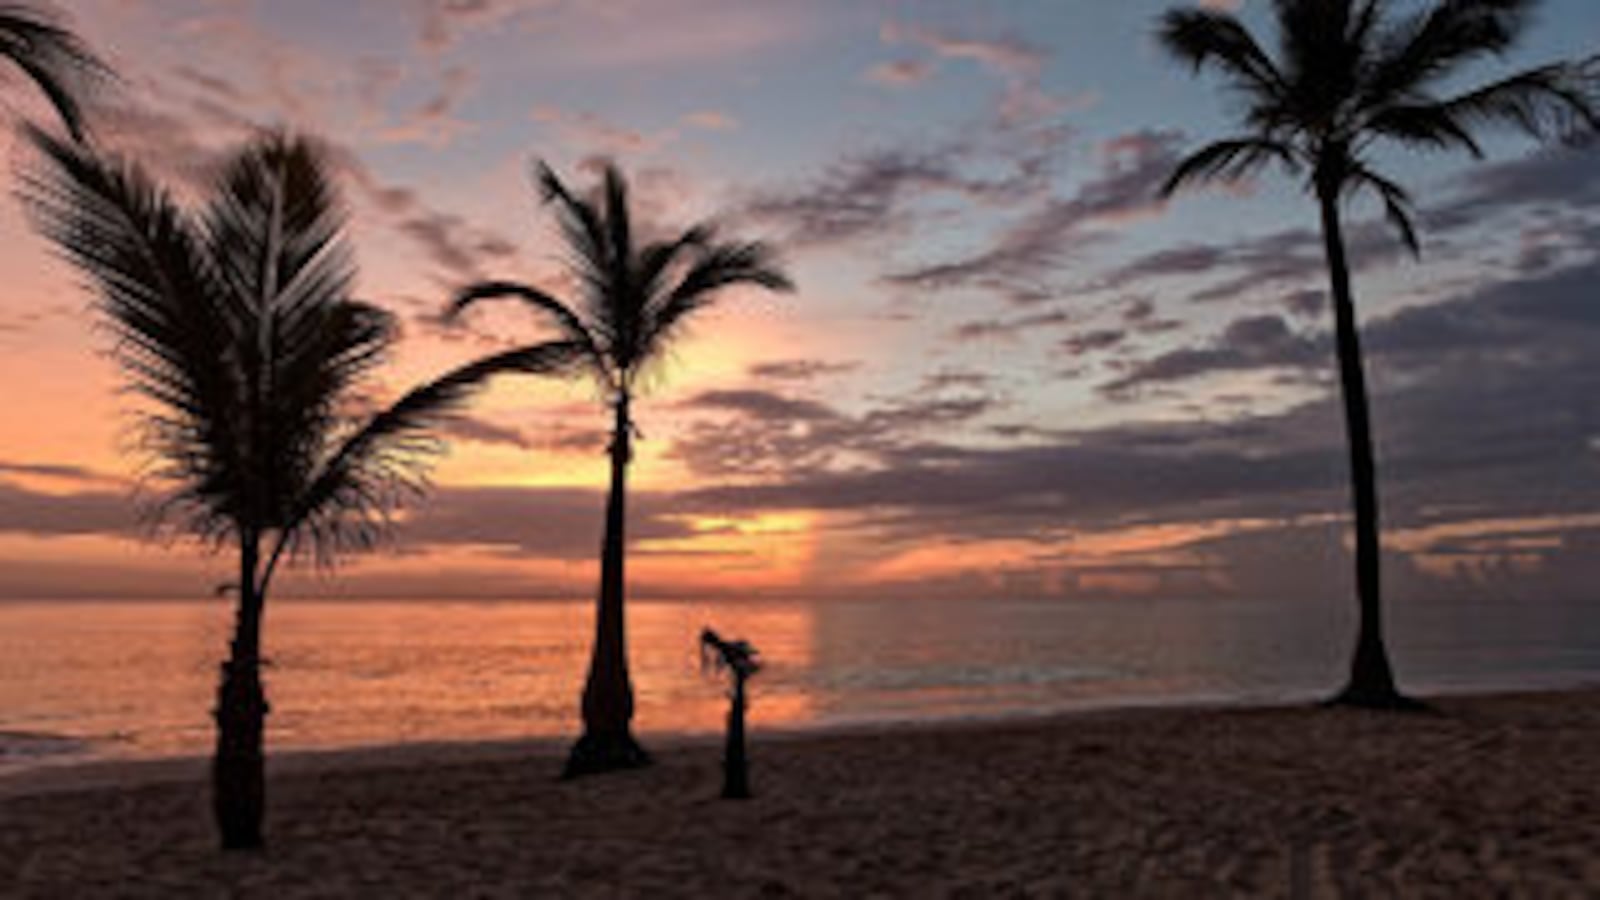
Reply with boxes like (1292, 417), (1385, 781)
(4, 679), (1597, 799)
(6, 679), (1593, 791)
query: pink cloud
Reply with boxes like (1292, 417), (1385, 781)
(531, 104), (671, 157)
(865, 59), (934, 88)
(682, 110), (738, 132)
(879, 19), (1062, 124)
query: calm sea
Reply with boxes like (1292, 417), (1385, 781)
(2, 596), (1596, 774)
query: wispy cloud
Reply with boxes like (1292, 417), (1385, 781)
(885, 130), (1185, 303)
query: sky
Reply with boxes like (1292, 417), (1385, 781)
(1, 0), (1598, 604)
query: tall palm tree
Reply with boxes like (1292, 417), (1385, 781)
(22, 126), (567, 848)
(1, 2), (109, 139)
(1156, 0), (1597, 707)
(450, 160), (793, 775)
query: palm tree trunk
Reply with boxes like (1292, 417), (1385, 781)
(1316, 184), (1409, 709)
(564, 392), (650, 776)
(722, 676), (751, 799)
(213, 529), (269, 849)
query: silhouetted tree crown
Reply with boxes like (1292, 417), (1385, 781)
(1159, 0), (1598, 253)
(452, 160), (794, 398)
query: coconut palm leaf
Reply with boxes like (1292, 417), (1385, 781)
(641, 240), (792, 358)
(20, 123), (244, 539)
(1442, 62), (1600, 138)
(0, 3), (110, 140)
(1160, 137), (1299, 197)
(1345, 161), (1421, 256)
(1157, 8), (1282, 98)
(264, 339), (589, 583)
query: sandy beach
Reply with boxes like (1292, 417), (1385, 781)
(3, 689), (1598, 896)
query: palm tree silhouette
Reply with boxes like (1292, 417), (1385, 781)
(450, 160), (793, 776)
(1156, 0), (1597, 708)
(1, 3), (109, 139)
(22, 127), (568, 849)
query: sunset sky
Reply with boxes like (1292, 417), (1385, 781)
(1, 0), (1598, 604)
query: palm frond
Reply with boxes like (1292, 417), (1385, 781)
(0, 3), (110, 140)
(534, 159), (610, 278)
(266, 339), (589, 582)
(640, 240), (792, 360)
(635, 226), (711, 294)
(1272, 0), (1372, 126)
(449, 279), (600, 360)
(1363, 102), (1484, 156)
(1156, 8), (1283, 98)
(601, 163), (633, 281)
(1364, 0), (1535, 104)
(196, 133), (376, 531)
(1440, 60), (1600, 140)
(1160, 137), (1298, 197)
(1346, 161), (1421, 256)
(19, 123), (246, 540)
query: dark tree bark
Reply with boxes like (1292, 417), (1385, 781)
(1316, 179), (1411, 709)
(213, 531), (269, 849)
(722, 676), (750, 799)
(564, 392), (650, 776)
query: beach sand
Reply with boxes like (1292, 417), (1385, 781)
(3, 689), (1598, 896)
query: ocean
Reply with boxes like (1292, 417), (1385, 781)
(2, 595), (1596, 774)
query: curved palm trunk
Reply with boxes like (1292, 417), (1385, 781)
(564, 393), (650, 776)
(213, 530), (269, 849)
(1316, 185), (1410, 709)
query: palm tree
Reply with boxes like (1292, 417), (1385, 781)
(700, 627), (761, 799)
(1, 3), (109, 139)
(1156, 0), (1597, 707)
(22, 126), (568, 848)
(450, 160), (793, 775)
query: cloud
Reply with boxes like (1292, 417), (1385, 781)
(435, 414), (532, 451)
(1062, 328), (1129, 357)
(369, 64), (478, 146)
(879, 20), (1061, 124)
(0, 461), (123, 486)
(668, 385), (1000, 481)
(0, 480), (136, 538)
(738, 143), (1043, 248)
(532, 104), (671, 157)
(1097, 216), (1410, 310)
(1432, 145), (1600, 229)
(885, 130), (1185, 303)
(682, 110), (737, 131)
(417, 0), (544, 53)
(864, 59), (935, 88)
(1103, 314), (1325, 395)
(949, 309), (1075, 342)
(747, 359), (863, 382)
(397, 485), (693, 557)
(334, 149), (522, 282)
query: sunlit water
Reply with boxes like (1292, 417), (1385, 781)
(1, 596), (1596, 773)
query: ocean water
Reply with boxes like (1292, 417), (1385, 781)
(1, 595), (1596, 774)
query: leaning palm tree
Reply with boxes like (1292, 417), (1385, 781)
(1, 2), (109, 139)
(22, 126), (567, 848)
(1157, 0), (1597, 707)
(450, 160), (793, 775)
